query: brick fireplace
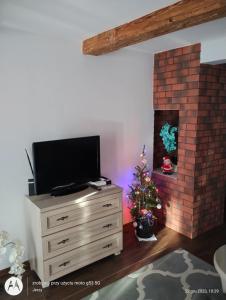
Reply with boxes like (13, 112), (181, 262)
(152, 44), (226, 239)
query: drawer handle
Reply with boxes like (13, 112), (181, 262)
(103, 223), (113, 228)
(102, 203), (112, 208)
(103, 243), (112, 249)
(58, 261), (70, 267)
(56, 216), (69, 221)
(57, 238), (69, 245)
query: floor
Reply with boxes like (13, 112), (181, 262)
(0, 222), (226, 300)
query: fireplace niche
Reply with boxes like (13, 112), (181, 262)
(153, 110), (179, 179)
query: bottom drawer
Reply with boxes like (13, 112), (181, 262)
(44, 232), (122, 281)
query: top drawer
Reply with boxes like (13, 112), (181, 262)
(41, 192), (122, 236)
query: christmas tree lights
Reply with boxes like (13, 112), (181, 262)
(127, 146), (161, 226)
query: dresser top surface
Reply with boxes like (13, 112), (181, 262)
(26, 185), (122, 212)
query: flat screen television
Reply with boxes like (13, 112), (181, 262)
(32, 136), (100, 195)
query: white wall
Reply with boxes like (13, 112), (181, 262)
(201, 36), (226, 64)
(0, 28), (154, 270)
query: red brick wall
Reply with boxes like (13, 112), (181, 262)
(193, 64), (226, 236)
(152, 44), (226, 239)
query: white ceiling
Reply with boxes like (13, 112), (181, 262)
(1, 0), (226, 54)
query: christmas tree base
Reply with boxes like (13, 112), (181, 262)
(136, 217), (154, 238)
(135, 231), (157, 241)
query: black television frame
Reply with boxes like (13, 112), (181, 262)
(32, 135), (100, 195)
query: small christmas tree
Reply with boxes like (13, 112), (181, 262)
(127, 146), (161, 222)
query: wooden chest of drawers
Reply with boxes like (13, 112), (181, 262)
(25, 185), (123, 287)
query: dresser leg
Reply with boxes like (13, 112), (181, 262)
(42, 281), (50, 288)
(114, 251), (121, 256)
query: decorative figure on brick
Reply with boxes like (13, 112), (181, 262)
(160, 122), (177, 153)
(161, 156), (173, 174)
(160, 122), (178, 174)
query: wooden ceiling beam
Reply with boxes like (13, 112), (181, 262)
(82, 0), (226, 56)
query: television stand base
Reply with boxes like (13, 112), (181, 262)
(51, 183), (88, 197)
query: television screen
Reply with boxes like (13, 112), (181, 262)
(32, 136), (100, 195)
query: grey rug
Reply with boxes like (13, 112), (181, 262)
(83, 249), (225, 300)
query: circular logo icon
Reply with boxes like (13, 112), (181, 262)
(4, 276), (23, 296)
